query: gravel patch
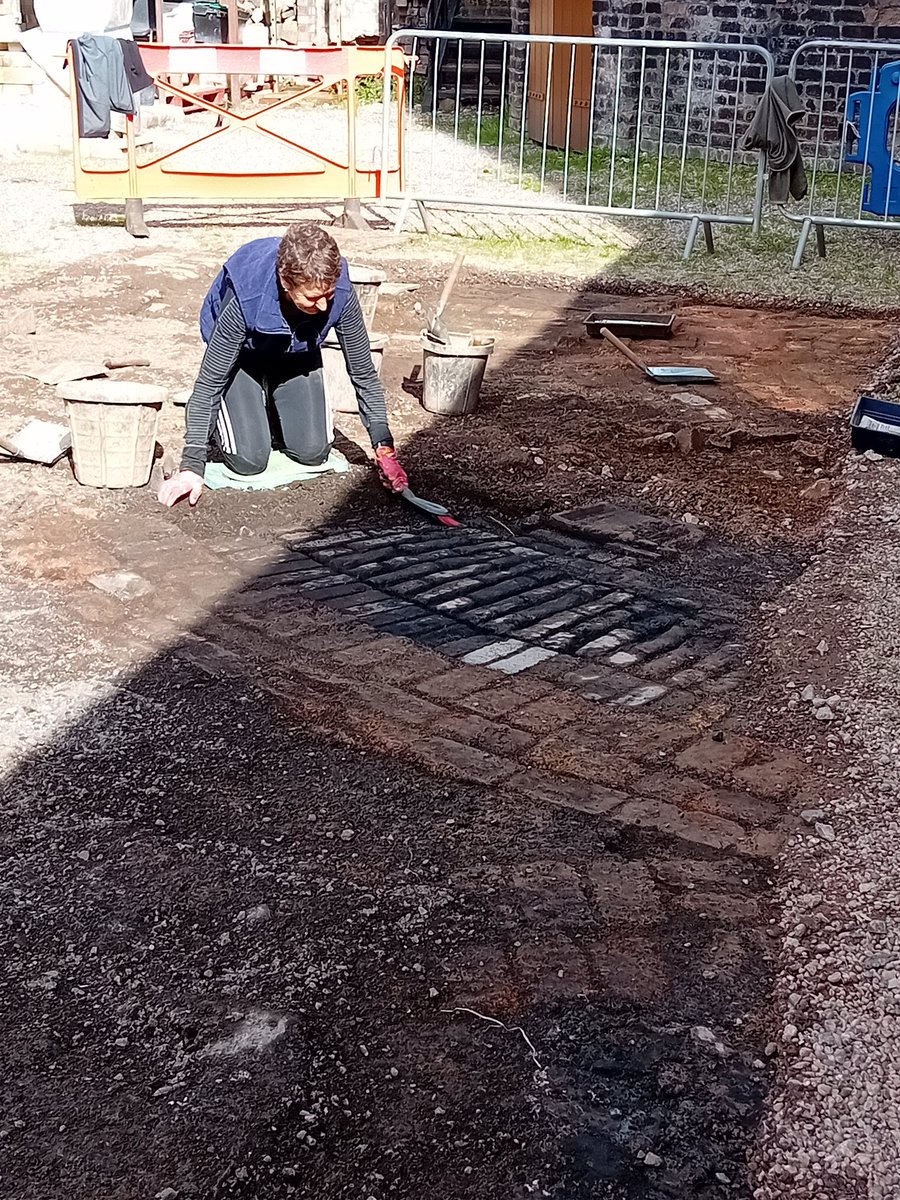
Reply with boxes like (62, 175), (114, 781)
(751, 451), (900, 1198)
(0, 571), (117, 773)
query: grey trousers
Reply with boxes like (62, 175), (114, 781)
(213, 351), (332, 476)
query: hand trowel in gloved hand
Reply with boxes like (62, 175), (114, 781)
(401, 486), (462, 527)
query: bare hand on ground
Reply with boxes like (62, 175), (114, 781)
(158, 469), (204, 507)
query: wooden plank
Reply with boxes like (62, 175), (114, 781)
(526, 0), (552, 143)
(225, 0), (239, 104)
(0, 64), (34, 83)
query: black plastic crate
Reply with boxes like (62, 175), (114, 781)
(584, 312), (676, 339)
(193, 1), (227, 43)
(850, 394), (900, 457)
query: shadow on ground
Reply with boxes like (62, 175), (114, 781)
(2, 254), (876, 1200)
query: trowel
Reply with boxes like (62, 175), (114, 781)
(427, 252), (466, 345)
(600, 326), (718, 384)
(400, 486), (461, 527)
(24, 356), (151, 387)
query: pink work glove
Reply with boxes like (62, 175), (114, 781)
(375, 446), (409, 493)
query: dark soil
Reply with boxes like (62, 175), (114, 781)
(0, 248), (877, 1200)
(1, 658), (774, 1200)
(361, 280), (893, 544)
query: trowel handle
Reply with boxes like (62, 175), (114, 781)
(104, 357), (151, 369)
(435, 252), (466, 319)
(599, 326), (650, 374)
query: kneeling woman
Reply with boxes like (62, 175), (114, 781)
(159, 223), (408, 507)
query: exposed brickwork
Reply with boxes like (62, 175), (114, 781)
(275, 521), (755, 709)
(433, 710), (536, 755)
(413, 735), (518, 783)
(53, 511), (799, 863)
(181, 592), (787, 864)
(176, 590), (791, 857)
(504, 771), (630, 816)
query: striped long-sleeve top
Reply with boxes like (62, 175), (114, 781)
(180, 287), (392, 477)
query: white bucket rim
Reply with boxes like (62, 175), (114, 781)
(420, 331), (495, 358)
(58, 379), (168, 405)
(348, 265), (387, 285)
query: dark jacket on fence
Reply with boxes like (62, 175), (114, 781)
(741, 75), (808, 204)
(69, 34), (152, 138)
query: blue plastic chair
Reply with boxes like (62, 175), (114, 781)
(846, 60), (900, 217)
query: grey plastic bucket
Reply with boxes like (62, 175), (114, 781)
(348, 264), (386, 331)
(420, 332), (495, 416)
(322, 332), (388, 415)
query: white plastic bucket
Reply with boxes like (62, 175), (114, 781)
(58, 378), (166, 488)
(322, 333), (389, 415)
(420, 331), (495, 416)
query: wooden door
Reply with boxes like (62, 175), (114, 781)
(527, 0), (593, 152)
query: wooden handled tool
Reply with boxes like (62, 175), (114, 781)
(599, 325), (718, 384)
(599, 326), (652, 375)
(428, 252), (466, 344)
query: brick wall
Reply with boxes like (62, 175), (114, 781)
(457, 0), (512, 20)
(398, 0), (899, 166)
(507, 0), (528, 130)
(516, 0), (900, 162)
(587, 0), (900, 158)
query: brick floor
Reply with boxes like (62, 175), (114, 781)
(504, 772), (629, 817)
(410, 737), (517, 785)
(416, 666), (500, 702)
(432, 712), (535, 757)
(43, 513), (796, 867)
(162, 563), (796, 863)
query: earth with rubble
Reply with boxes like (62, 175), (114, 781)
(2, 133), (900, 1200)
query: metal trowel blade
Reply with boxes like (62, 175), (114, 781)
(401, 486), (461, 526)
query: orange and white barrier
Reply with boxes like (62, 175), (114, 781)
(68, 42), (406, 218)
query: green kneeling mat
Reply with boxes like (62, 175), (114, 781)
(204, 448), (351, 492)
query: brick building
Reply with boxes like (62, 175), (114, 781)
(393, 0), (897, 160)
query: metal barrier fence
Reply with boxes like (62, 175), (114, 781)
(69, 43), (407, 236)
(788, 39), (900, 268)
(380, 30), (775, 257)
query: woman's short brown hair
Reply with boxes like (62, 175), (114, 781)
(276, 222), (342, 291)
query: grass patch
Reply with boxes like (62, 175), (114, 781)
(411, 210), (900, 311)
(419, 109), (761, 214)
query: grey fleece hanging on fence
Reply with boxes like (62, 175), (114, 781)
(69, 34), (152, 138)
(741, 75), (808, 204)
